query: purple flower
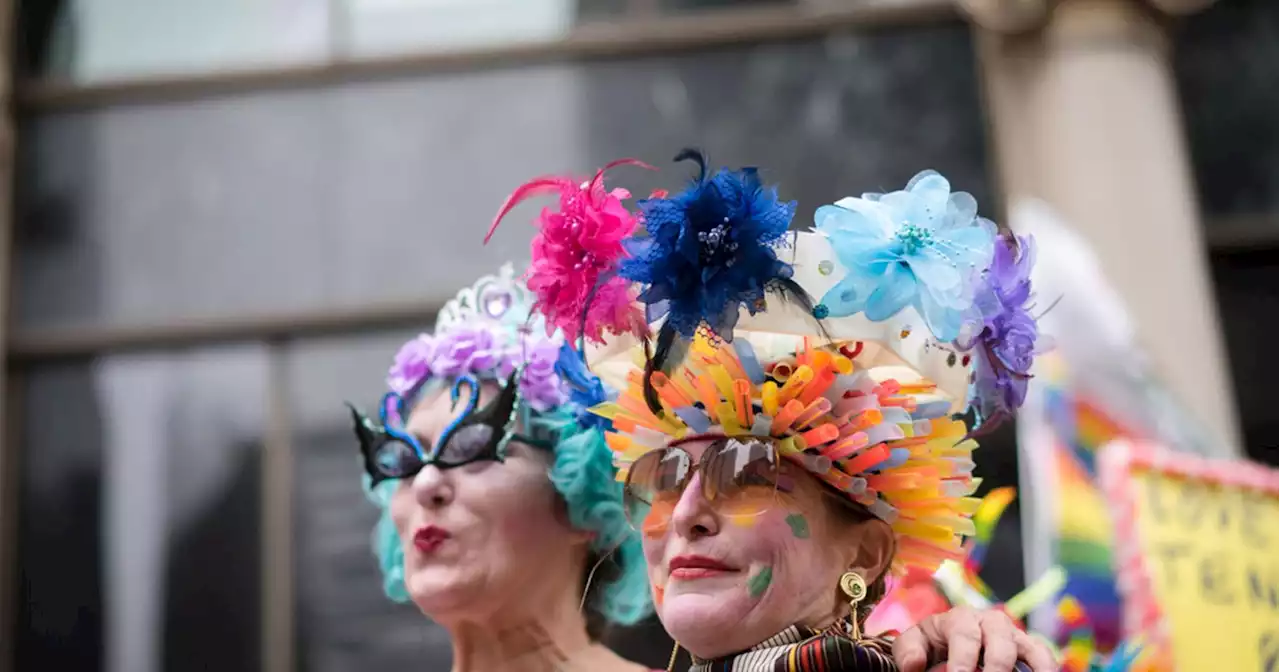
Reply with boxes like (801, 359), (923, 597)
(964, 234), (1041, 429)
(385, 324), (569, 410)
(432, 327), (504, 377)
(387, 335), (434, 394)
(518, 335), (569, 411)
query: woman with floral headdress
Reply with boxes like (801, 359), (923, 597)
(475, 154), (1057, 672)
(347, 259), (662, 671)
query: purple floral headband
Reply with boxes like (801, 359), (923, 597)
(385, 265), (569, 413)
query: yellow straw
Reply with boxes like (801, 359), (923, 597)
(762, 381), (780, 417)
(709, 365), (736, 402)
(776, 365), (813, 406)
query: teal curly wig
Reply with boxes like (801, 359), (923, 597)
(360, 403), (652, 626)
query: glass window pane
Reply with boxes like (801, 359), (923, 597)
(340, 0), (798, 57)
(15, 346), (268, 672)
(1173, 0), (1277, 217)
(16, 25), (989, 333)
(342, 0), (576, 57)
(33, 0), (331, 83)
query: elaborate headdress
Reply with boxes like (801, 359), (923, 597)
(549, 151), (1047, 577)
(350, 263), (651, 625)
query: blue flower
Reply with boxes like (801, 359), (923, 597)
(619, 150), (796, 340)
(815, 170), (996, 342)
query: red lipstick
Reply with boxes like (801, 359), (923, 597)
(668, 555), (737, 580)
(413, 525), (451, 554)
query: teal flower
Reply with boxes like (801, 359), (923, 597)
(815, 170), (996, 342)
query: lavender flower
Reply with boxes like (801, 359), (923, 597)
(385, 324), (568, 409)
(518, 336), (569, 411)
(387, 335), (434, 394)
(434, 327), (506, 376)
(965, 234), (1041, 429)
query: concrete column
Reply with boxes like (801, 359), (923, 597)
(966, 0), (1242, 454)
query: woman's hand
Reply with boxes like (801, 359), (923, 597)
(891, 607), (1057, 672)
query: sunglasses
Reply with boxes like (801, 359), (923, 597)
(623, 434), (791, 533)
(347, 372), (554, 486)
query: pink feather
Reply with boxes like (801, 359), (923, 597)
(486, 159), (655, 346)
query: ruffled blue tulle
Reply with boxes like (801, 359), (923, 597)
(620, 156), (796, 340)
(815, 170), (996, 342)
(555, 342), (611, 432)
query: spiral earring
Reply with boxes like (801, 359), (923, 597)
(838, 571), (867, 641)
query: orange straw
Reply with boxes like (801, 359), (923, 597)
(733, 379), (753, 427)
(821, 432), (870, 460)
(769, 399), (805, 436)
(798, 366), (837, 406)
(843, 444), (891, 474)
(850, 408), (883, 431)
(651, 372), (692, 410)
(714, 344), (748, 381)
(692, 375), (721, 418)
(800, 423), (839, 448)
(793, 397), (832, 429)
(866, 473), (922, 492)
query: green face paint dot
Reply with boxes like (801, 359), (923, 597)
(747, 566), (773, 599)
(786, 513), (811, 539)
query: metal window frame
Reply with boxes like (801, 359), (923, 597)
(16, 1), (959, 112)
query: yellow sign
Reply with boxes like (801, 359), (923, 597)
(1100, 441), (1279, 671)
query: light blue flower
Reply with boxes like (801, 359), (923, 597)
(814, 170), (996, 342)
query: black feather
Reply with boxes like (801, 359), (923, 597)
(673, 147), (708, 181)
(766, 276), (835, 345)
(962, 409), (1010, 442)
(642, 323), (681, 416)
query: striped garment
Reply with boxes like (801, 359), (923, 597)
(688, 625), (897, 672)
(685, 624), (1036, 672)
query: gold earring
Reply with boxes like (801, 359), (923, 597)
(838, 571), (867, 641)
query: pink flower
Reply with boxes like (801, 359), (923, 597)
(486, 159), (651, 346)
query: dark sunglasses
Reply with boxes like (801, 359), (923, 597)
(347, 371), (554, 486)
(623, 434), (786, 531)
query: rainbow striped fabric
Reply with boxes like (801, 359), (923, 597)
(1044, 388), (1132, 650)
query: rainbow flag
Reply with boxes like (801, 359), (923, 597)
(1043, 389), (1135, 650)
(1059, 597), (1150, 672)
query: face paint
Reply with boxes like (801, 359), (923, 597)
(642, 500), (675, 537)
(653, 583), (665, 607)
(719, 488), (777, 528)
(747, 566), (773, 599)
(785, 513), (810, 539)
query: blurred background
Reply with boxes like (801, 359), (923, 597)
(0, 0), (1273, 671)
